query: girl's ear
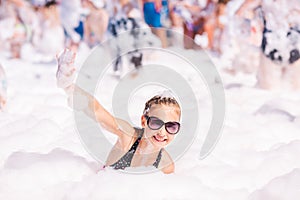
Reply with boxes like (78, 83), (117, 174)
(141, 115), (146, 127)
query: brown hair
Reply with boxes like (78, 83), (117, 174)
(143, 95), (181, 116)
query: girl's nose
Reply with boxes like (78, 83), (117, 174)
(157, 128), (167, 137)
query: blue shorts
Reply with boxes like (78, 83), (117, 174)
(143, 2), (162, 28)
(74, 20), (84, 40)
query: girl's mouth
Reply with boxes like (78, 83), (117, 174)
(153, 135), (167, 143)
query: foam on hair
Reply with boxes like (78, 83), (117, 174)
(143, 91), (181, 115)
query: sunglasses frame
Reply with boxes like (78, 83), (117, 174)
(144, 115), (180, 135)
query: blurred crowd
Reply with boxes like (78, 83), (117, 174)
(0, 0), (300, 90)
(0, 0), (242, 59)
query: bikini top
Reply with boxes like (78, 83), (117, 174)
(110, 128), (162, 170)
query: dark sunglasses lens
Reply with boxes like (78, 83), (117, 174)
(165, 122), (180, 134)
(148, 117), (164, 130)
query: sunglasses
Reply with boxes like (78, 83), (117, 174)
(144, 115), (180, 135)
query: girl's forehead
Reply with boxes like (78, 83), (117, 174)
(148, 105), (181, 120)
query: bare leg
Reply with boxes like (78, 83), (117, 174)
(10, 41), (22, 59)
(257, 53), (282, 90)
(151, 27), (168, 48)
(204, 21), (215, 50)
(183, 23), (195, 49)
(284, 59), (300, 90)
(99, 9), (109, 42)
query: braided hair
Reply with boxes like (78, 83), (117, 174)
(143, 95), (181, 116)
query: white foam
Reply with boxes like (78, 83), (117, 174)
(0, 1), (300, 198)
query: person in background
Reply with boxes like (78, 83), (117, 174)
(82, 0), (109, 48)
(172, 0), (217, 49)
(32, 0), (65, 60)
(236, 0), (300, 90)
(0, 0), (28, 58)
(60, 0), (83, 52)
(213, 0), (230, 54)
(139, 0), (168, 48)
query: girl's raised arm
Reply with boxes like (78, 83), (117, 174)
(56, 49), (135, 138)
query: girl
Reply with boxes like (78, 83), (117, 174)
(56, 49), (181, 174)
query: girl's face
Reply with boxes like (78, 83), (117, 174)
(141, 104), (181, 148)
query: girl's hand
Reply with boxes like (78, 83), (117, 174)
(56, 48), (76, 94)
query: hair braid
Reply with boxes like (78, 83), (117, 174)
(143, 95), (180, 115)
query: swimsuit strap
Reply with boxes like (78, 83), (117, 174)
(153, 148), (163, 168)
(110, 128), (163, 170)
(127, 128), (143, 152)
(110, 128), (143, 170)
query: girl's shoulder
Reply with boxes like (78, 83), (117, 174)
(158, 149), (173, 164)
(159, 149), (175, 174)
(160, 148), (173, 161)
(116, 127), (140, 151)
